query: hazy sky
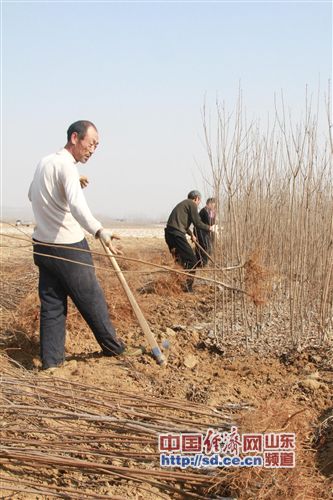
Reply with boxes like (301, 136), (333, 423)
(2, 1), (332, 220)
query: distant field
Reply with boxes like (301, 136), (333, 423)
(0, 222), (165, 239)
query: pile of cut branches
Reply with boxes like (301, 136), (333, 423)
(0, 356), (248, 499)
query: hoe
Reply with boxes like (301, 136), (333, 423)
(100, 240), (166, 366)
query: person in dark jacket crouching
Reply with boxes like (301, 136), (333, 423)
(165, 190), (215, 292)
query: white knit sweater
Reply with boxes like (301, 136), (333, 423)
(28, 148), (102, 244)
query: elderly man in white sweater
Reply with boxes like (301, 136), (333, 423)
(29, 120), (125, 370)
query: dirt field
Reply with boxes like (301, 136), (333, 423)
(1, 229), (332, 499)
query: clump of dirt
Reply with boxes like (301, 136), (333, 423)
(186, 382), (210, 404)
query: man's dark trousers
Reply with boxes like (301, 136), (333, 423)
(164, 227), (198, 290)
(33, 238), (125, 369)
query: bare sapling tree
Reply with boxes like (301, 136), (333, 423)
(201, 84), (333, 351)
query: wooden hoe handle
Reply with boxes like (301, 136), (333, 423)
(100, 240), (166, 366)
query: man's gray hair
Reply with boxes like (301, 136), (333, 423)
(67, 120), (97, 142)
(187, 190), (201, 200)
